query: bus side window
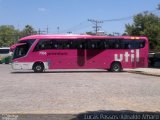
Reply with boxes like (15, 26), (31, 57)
(75, 40), (85, 49)
(66, 41), (71, 49)
(122, 40), (130, 49)
(68, 40), (75, 49)
(69, 41), (75, 49)
(63, 40), (71, 49)
(51, 40), (58, 49)
(57, 41), (63, 49)
(96, 40), (109, 49)
(96, 40), (101, 49)
(122, 39), (145, 49)
(70, 40), (79, 49)
(34, 40), (44, 51)
(108, 39), (120, 49)
(91, 43), (96, 49)
(40, 43), (45, 50)
(66, 44), (70, 49)
(108, 40), (113, 49)
(114, 43), (120, 49)
(44, 40), (52, 49)
(132, 40), (144, 49)
(127, 44), (131, 49)
(115, 39), (123, 49)
(103, 40), (109, 49)
(87, 40), (97, 49)
(79, 43), (83, 49)
(54, 40), (70, 49)
(139, 40), (145, 48)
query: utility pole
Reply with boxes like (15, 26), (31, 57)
(113, 32), (120, 36)
(46, 25), (49, 34)
(57, 26), (60, 34)
(88, 19), (103, 35)
(38, 28), (46, 34)
(38, 29), (41, 34)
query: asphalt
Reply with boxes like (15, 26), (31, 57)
(0, 65), (160, 119)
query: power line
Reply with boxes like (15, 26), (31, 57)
(60, 20), (88, 33)
(88, 19), (103, 35)
(103, 9), (159, 22)
(58, 9), (160, 34)
(103, 16), (133, 22)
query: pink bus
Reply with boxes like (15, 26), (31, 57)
(11, 34), (148, 72)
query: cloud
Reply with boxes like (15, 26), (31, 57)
(38, 7), (47, 12)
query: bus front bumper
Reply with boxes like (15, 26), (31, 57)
(11, 62), (34, 70)
(11, 62), (49, 70)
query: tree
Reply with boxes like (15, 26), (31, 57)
(20, 25), (37, 37)
(157, 4), (160, 10)
(0, 25), (19, 47)
(125, 12), (160, 52)
(0, 25), (38, 47)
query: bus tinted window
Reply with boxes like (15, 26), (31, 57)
(36, 39), (86, 50)
(19, 39), (36, 48)
(13, 44), (29, 59)
(108, 39), (122, 49)
(122, 39), (146, 49)
(87, 40), (97, 49)
(86, 40), (109, 49)
(0, 49), (9, 54)
(34, 39), (146, 51)
(106, 39), (146, 49)
(72, 40), (86, 49)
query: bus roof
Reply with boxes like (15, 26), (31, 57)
(19, 34), (148, 41)
(0, 47), (10, 49)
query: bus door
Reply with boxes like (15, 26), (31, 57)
(85, 39), (106, 68)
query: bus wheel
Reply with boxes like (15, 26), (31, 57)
(110, 62), (122, 72)
(33, 62), (44, 73)
(5, 62), (9, 64)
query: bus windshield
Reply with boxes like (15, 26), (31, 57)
(12, 39), (36, 59)
(13, 44), (29, 59)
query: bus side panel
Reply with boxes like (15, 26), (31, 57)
(48, 50), (78, 69)
(111, 48), (148, 69)
(85, 49), (108, 69)
(23, 48), (148, 70)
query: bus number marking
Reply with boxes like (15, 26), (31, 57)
(39, 52), (47, 55)
(47, 52), (68, 56)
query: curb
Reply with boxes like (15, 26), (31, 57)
(126, 71), (160, 77)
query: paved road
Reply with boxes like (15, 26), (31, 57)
(0, 64), (160, 114)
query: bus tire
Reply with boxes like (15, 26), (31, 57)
(5, 61), (9, 64)
(110, 62), (122, 72)
(33, 62), (44, 73)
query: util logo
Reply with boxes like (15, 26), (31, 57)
(114, 49), (140, 62)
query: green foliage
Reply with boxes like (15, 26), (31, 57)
(0, 25), (37, 47)
(20, 25), (37, 38)
(125, 12), (160, 52)
(1, 56), (12, 64)
(0, 25), (19, 47)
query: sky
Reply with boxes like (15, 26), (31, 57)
(0, 0), (160, 34)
